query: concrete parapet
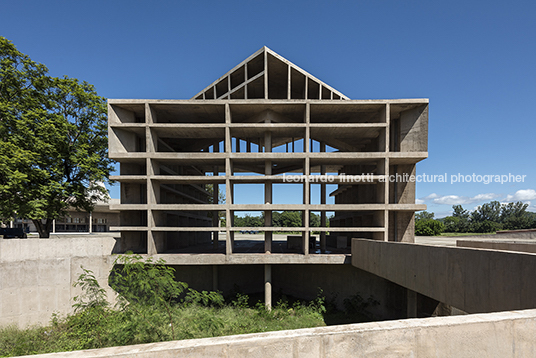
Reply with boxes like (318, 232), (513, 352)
(20, 308), (536, 358)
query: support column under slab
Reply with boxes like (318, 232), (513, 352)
(264, 264), (272, 310)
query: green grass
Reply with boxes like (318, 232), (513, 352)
(0, 302), (327, 357)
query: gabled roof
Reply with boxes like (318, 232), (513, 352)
(192, 46), (349, 100)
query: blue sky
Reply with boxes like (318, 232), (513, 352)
(1, 0), (535, 217)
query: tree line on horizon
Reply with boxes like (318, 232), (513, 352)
(222, 211), (328, 228)
(415, 201), (536, 236)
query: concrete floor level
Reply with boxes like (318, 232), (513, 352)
(108, 46), (429, 309)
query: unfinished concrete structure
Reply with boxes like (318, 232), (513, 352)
(108, 47), (428, 308)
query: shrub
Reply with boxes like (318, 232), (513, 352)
(415, 219), (445, 236)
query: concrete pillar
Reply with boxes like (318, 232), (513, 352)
(213, 153), (219, 250)
(264, 264), (272, 310)
(89, 212), (93, 233)
(52, 219), (56, 233)
(9, 221), (13, 228)
(320, 142), (326, 252)
(264, 129), (272, 253)
(407, 288), (417, 318)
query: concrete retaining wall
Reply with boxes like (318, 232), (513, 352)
(21, 309), (536, 358)
(0, 236), (117, 327)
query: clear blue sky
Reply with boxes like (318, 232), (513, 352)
(2, 0), (535, 217)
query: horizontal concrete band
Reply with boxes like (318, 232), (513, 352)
(20, 309), (536, 358)
(351, 238), (536, 313)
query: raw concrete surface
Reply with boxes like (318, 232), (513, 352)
(0, 235), (117, 328)
(17, 308), (536, 358)
(352, 238), (536, 314)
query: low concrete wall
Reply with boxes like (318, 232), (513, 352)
(20, 309), (536, 358)
(496, 229), (536, 239)
(352, 238), (536, 314)
(458, 239), (536, 253)
(0, 236), (117, 328)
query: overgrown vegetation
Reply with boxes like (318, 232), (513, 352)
(0, 254), (378, 357)
(416, 200), (536, 236)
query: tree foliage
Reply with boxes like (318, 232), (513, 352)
(0, 37), (114, 237)
(415, 218), (445, 236)
(440, 200), (535, 234)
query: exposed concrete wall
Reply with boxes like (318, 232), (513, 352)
(0, 236), (117, 328)
(352, 238), (536, 314)
(23, 309), (536, 358)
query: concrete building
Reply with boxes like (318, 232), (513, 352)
(108, 47), (428, 309)
(9, 199), (120, 234)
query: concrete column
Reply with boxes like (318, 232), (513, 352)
(407, 288), (417, 318)
(264, 129), (272, 253)
(264, 264), (272, 310)
(320, 142), (326, 253)
(213, 141), (219, 250)
(52, 219), (56, 233)
(89, 212), (93, 233)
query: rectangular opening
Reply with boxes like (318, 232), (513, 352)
(119, 210), (147, 226)
(230, 103), (306, 123)
(151, 127), (225, 153)
(120, 183), (147, 204)
(310, 103), (386, 123)
(152, 159), (225, 176)
(119, 162), (146, 175)
(117, 232), (147, 254)
(158, 183), (212, 205)
(110, 104), (145, 124)
(110, 127), (145, 153)
(232, 183), (264, 205)
(151, 103), (225, 123)
(156, 230), (224, 254)
(272, 183), (303, 205)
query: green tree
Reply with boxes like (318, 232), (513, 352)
(415, 219), (445, 236)
(500, 201), (532, 230)
(471, 201), (502, 224)
(279, 211), (302, 227)
(450, 205), (470, 232)
(415, 211), (434, 220)
(0, 37), (114, 237)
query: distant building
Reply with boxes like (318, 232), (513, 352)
(11, 199), (120, 233)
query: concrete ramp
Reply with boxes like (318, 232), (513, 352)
(351, 239), (536, 314)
